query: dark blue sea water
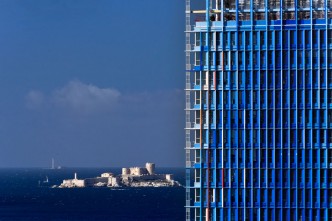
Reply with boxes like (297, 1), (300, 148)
(0, 168), (185, 221)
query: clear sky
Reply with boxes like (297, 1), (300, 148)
(0, 0), (185, 167)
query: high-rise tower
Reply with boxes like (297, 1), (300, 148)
(185, 0), (332, 220)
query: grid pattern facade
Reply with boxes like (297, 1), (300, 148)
(185, 0), (332, 220)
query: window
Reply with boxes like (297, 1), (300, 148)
(329, 70), (332, 85)
(276, 91), (281, 107)
(223, 72), (229, 86)
(231, 149), (237, 164)
(320, 50), (326, 66)
(275, 31), (280, 46)
(246, 52), (251, 66)
(260, 51), (266, 67)
(260, 71), (266, 87)
(195, 188), (200, 202)
(223, 150), (228, 165)
(195, 110), (200, 124)
(313, 89), (318, 104)
(195, 91), (200, 104)
(312, 30), (319, 46)
(253, 32), (257, 47)
(268, 51), (273, 65)
(202, 91), (206, 105)
(313, 50), (319, 66)
(209, 52), (214, 66)
(290, 50), (296, 66)
(276, 71), (281, 88)
(298, 130), (303, 145)
(253, 51), (258, 66)
(298, 110), (303, 124)
(268, 110), (273, 125)
(268, 70), (273, 87)
(195, 72), (200, 85)
(282, 72), (288, 88)
(320, 70), (326, 86)
(290, 110), (295, 125)
(305, 110), (310, 124)
(231, 91), (236, 105)
(230, 32), (235, 46)
(298, 50), (303, 66)
(195, 130), (200, 143)
(320, 110), (325, 125)
(283, 50), (288, 67)
(217, 72), (222, 88)
(276, 129), (281, 144)
(290, 31), (295, 46)
(320, 129), (325, 144)
(224, 52), (229, 67)
(245, 71), (251, 86)
(202, 53), (206, 66)
(260, 91), (266, 107)
(298, 71), (303, 87)
(202, 32), (207, 46)
(282, 128), (288, 146)
(268, 149), (273, 165)
(275, 51), (281, 67)
(253, 110), (258, 125)
(231, 52), (236, 66)
(239, 129), (244, 144)
(253, 71), (259, 88)
(238, 32), (243, 47)
(290, 90), (295, 107)
(297, 30), (303, 46)
(260, 149), (267, 166)
(268, 129), (273, 145)
(245, 32), (250, 46)
(283, 31), (288, 47)
(195, 32), (201, 46)
(268, 31), (273, 46)
(328, 30), (332, 45)
(305, 30), (310, 46)
(216, 32), (220, 46)
(216, 52), (220, 66)
(305, 71), (311, 87)
(195, 52), (200, 66)
(329, 50), (332, 66)
(260, 128), (266, 144)
(223, 32), (228, 47)
(246, 92), (251, 107)
(245, 130), (251, 144)
(239, 51), (244, 66)
(298, 149), (303, 164)
(239, 91), (244, 106)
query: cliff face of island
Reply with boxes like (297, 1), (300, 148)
(59, 163), (181, 188)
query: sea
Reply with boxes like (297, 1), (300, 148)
(0, 168), (185, 221)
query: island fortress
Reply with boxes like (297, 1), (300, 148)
(59, 163), (181, 188)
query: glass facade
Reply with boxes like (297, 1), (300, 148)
(185, 0), (332, 220)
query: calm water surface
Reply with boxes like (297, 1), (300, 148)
(0, 168), (185, 221)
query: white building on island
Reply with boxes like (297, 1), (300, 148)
(59, 163), (180, 188)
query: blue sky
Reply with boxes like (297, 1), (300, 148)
(0, 0), (185, 167)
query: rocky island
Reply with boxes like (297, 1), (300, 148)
(59, 163), (181, 188)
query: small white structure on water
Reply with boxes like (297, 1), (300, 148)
(60, 173), (85, 188)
